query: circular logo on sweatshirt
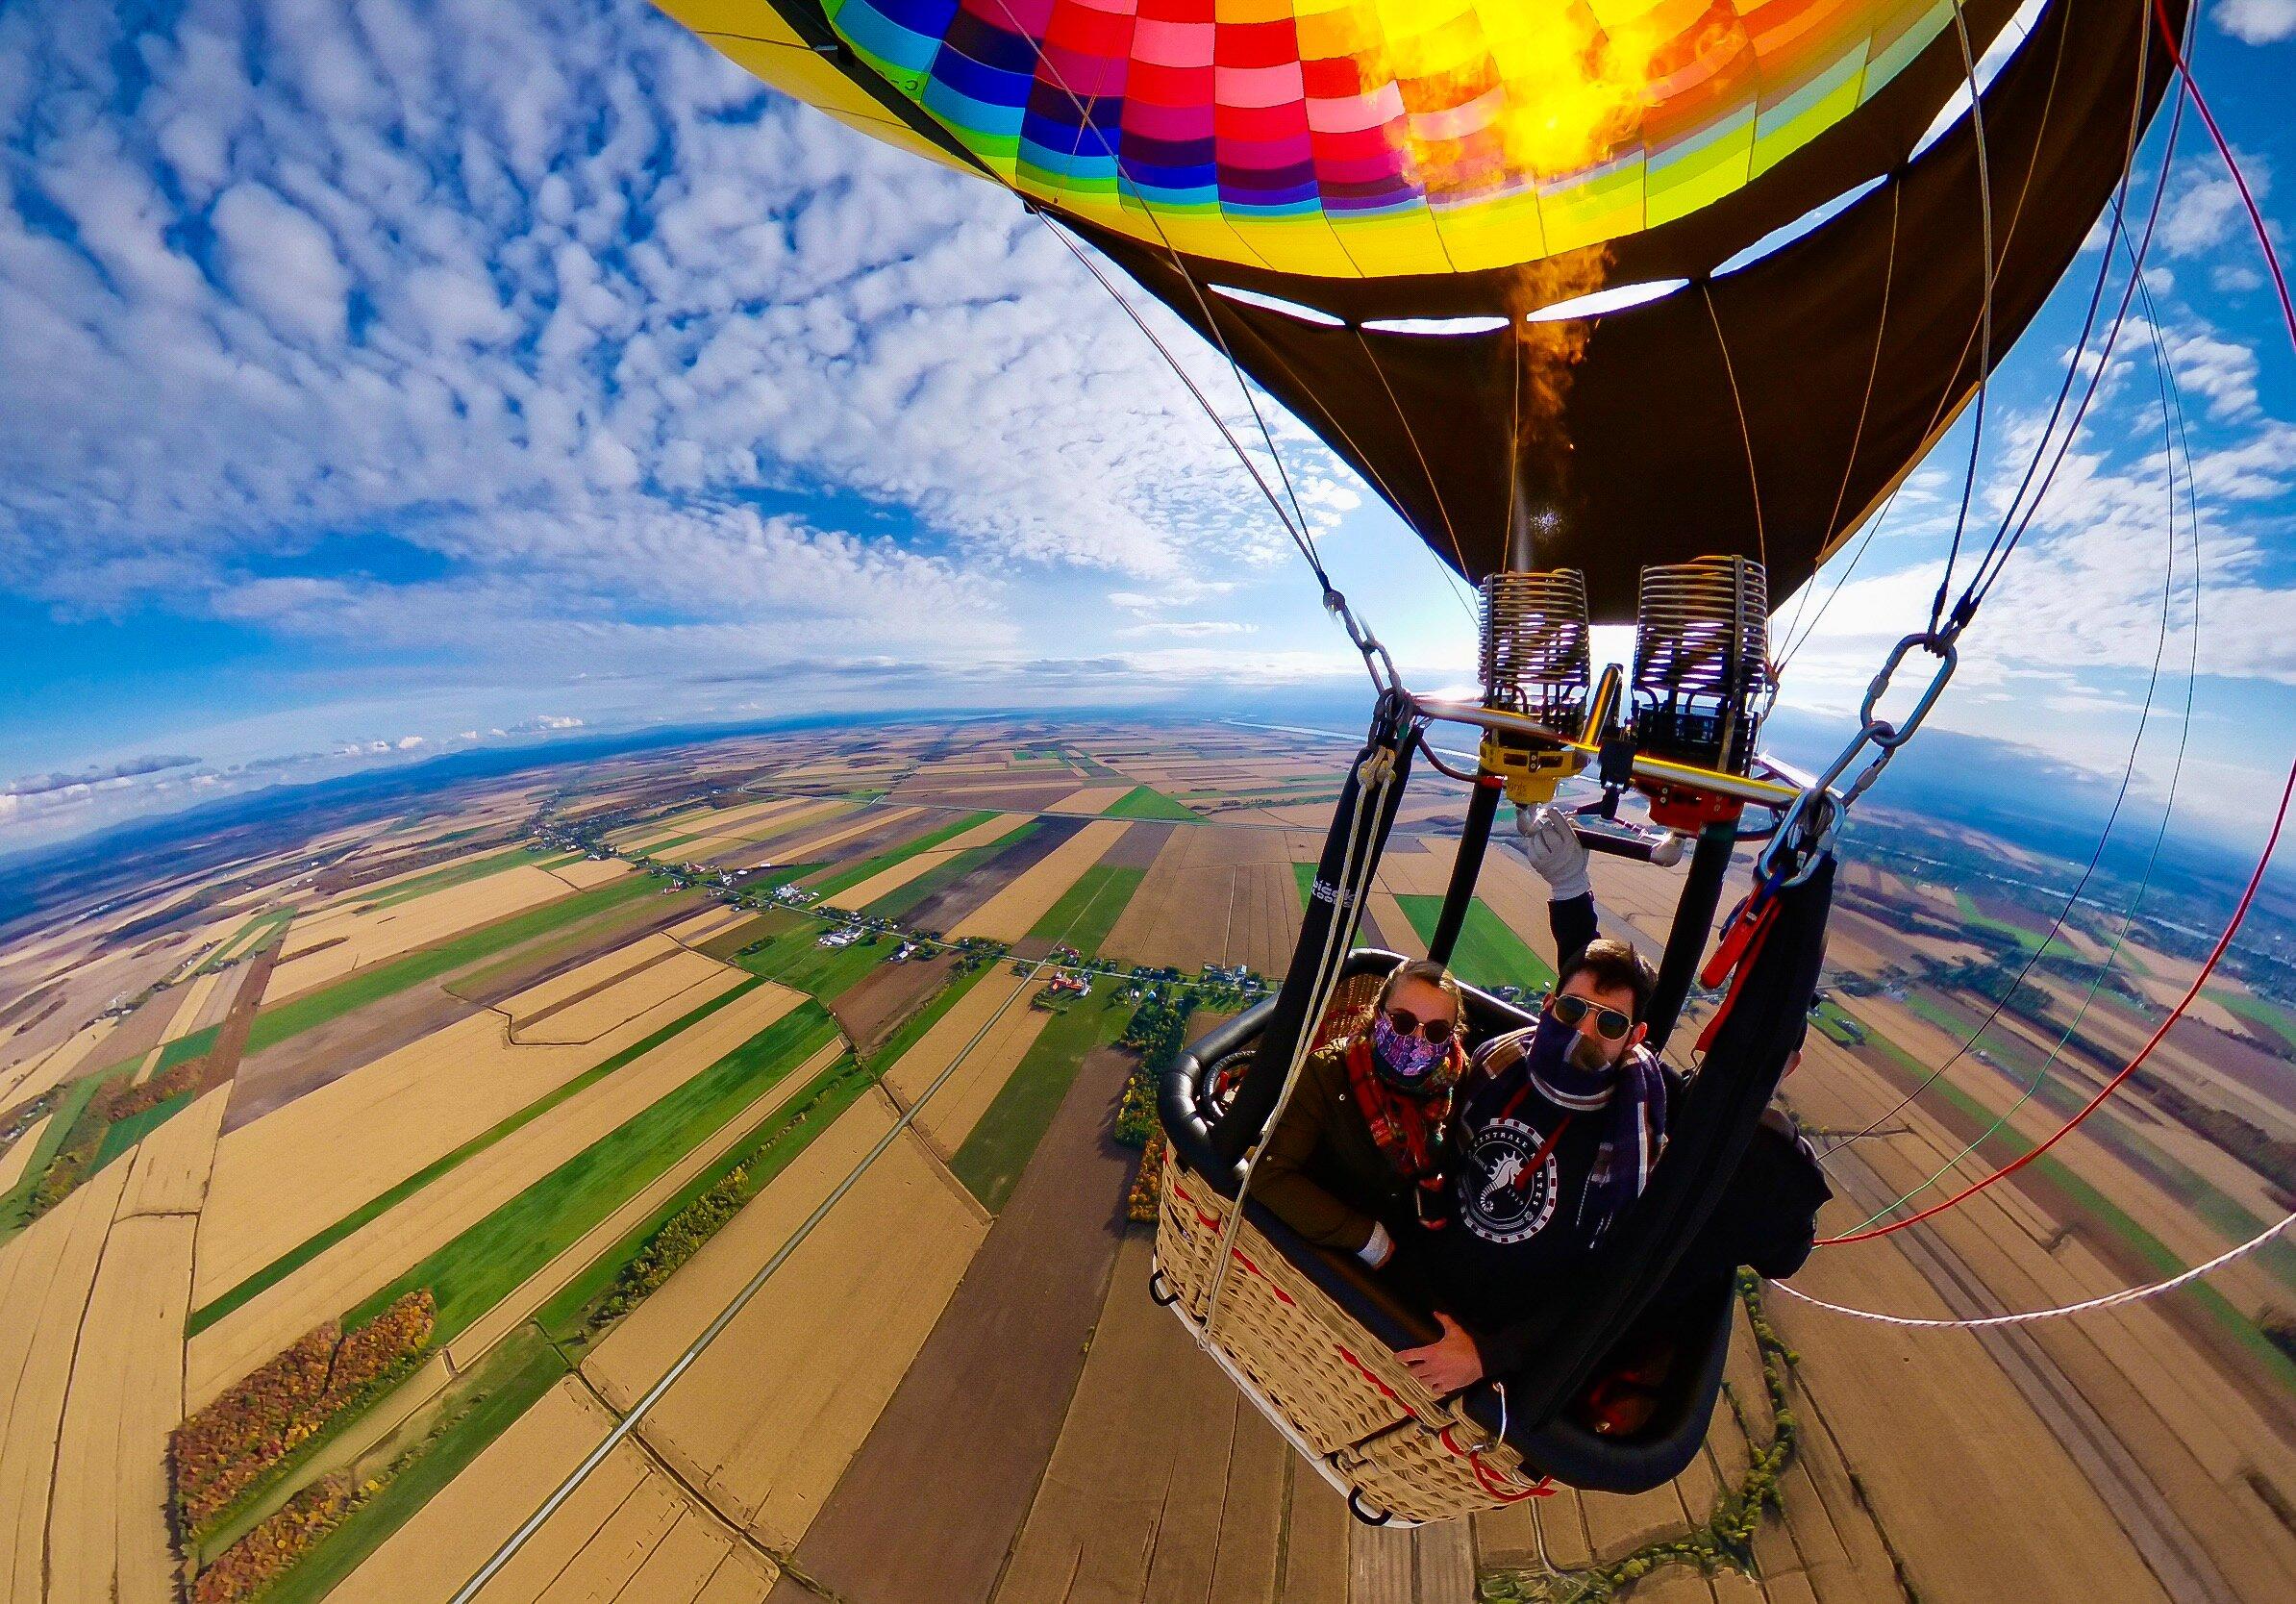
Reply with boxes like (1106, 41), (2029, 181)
(1457, 1118), (1560, 1244)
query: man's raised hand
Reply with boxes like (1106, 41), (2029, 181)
(1513, 805), (1591, 902)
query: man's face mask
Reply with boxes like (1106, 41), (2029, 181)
(1537, 992), (1636, 1073)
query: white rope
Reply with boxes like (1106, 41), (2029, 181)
(1200, 731), (1400, 1334)
(1767, 1208), (2295, 1329)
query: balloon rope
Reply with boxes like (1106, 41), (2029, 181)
(1824, 265), (2200, 1229)
(1776, 1207), (2294, 1329)
(1927, 0), (1999, 634)
(1698, 285), (1768, 574)
(1815, 0), (2296, 1250)
(978, 0), (1331, 583)
(1786, 0), (2166, 673)
(1036, 217), (1324, 576)
(1815, 103), (2186, 1157)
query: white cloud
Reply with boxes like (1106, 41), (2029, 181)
(2218, 0), (2296, 44)
(0, 0), (1361, 697)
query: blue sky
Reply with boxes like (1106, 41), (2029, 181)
(3, 0), (2295, 854)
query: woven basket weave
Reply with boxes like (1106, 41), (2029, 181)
(1154, 1165), (1551, 1521)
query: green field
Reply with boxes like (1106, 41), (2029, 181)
(92, 1090), (194, 1170)
(189, 979), (771, 1336)
(534, 1052), (878, 1344)
(730, 920), (895, 1000)
(1393, 894), (1556, 993)
(249, 1328), (568, 1604)
(861, 820), (1043, 921)
(0, 1057), (139, 1236)
(346, 1002), (844, 1341)
(1104, 786), (1196, 821)
(1027, 864), (1146, 956)
(1952, 890), (2053, 954)
(199, 906), (297, 971)
(808, 811), (995, 898)
(949, 990), (1131, 1211)
(358, 844), (562, 911)
(2219, 989), (2296, 1054)
(243, 874), (672, 1057)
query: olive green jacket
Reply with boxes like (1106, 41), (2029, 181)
(1254, 1041), (1423, 1256)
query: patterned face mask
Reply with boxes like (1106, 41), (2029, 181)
(1370, 1012), (1455, 1093)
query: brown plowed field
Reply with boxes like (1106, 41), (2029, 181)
(898, 817), (1083, 935)
(779, 1039), (1137, 1604)
(988, 1232), (1301, 1604)
(1103, 824), (1300, 972)
(831, 951), (956, 1055)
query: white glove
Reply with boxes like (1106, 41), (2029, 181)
(1513, 805), (1592, 902)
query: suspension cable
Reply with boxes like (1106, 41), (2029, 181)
(1824, 261), (2201, 1225)
(1816, 106), (2185, 1156)
(1928, 0), (2000, 634)
(1812, 0), (2296, 1250)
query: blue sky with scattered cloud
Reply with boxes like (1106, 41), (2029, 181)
(1, 0), (2293, 853)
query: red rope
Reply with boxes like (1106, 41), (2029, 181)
(1822, 2), (2296, 1246)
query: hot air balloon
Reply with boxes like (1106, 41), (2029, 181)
(655, 0), (2191, 1522)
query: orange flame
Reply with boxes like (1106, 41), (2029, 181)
(1357, 2), (1670, 205)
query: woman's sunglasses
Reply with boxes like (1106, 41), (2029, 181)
(1383, 1007), (1458, 1045)
(1549, 992), (1635, 1042)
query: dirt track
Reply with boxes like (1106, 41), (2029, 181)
(773, 1037), (1136, 1604)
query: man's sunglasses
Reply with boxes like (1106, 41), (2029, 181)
(1383, 1007), (1458, 1045)
(1549, 992), (1635, 1042)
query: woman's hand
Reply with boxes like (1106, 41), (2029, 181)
(1397, 1313), (1485, 1393)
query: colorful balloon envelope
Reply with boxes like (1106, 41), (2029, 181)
(660, 0), (2185, 618)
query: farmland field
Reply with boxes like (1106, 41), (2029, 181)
(3, 715), (2293, 1604)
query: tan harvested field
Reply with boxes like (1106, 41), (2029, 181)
(661, 797), (847, 862)
(881, 969), (1034, 1118)
(445, 1036), (846, 1371)
(187, 982), (802, 1411)
(0, 1113), (51, 1192)
(667, 902), (754, 945)
(909, 986), (1053, 1161)
(949, 818), (1127, 942)
(195, 957), (747, 1305)
(1043, 784), (1135, 814)
(267, 865), (575, 1000)
(545, 854), (630, 890)
(0, 1017), (117, 1110)
(586, 1090), (986, 1551)
(761, 804), (924, 868)
(508, 946), (728, 1046)
(0, 1161), (133, 1602)
(330, 1376), (779, 1604)
(822, 814), (1030, 914)
(48, 1210), (198, 1603)
(120, 1084), (229, 1217)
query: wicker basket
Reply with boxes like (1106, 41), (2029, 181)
(1154, 1164), (1553, 1523)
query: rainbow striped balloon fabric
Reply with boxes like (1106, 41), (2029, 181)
(792, 0), (1960, 275)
